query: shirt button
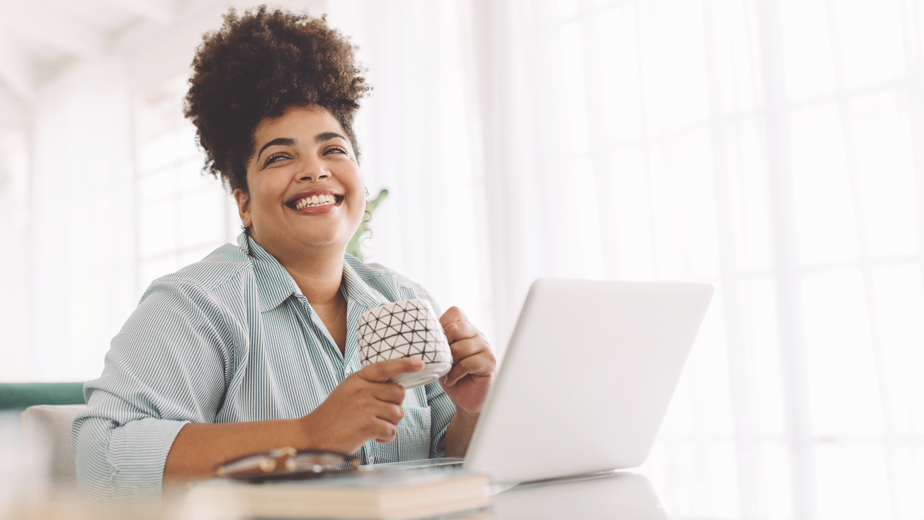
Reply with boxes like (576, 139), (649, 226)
(369, 456), (375, 464)
(345, 366), (354, 376)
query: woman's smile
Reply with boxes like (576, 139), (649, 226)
(289, 193), (342, 210)
(286, 189), (345, 212)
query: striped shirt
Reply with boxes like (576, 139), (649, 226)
(71, 233), (456, 501)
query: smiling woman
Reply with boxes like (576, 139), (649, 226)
(236, 107), (367, 277)
(70, 6), (495, 504)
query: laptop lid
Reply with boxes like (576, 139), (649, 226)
(463, 278), (713, 484)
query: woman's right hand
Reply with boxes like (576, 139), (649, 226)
(299, 357), (424, 454)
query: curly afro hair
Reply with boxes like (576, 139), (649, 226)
(184, 5), (371, 193)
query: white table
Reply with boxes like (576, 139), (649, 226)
(490, 471), (665, 520)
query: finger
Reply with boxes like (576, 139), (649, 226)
(447, 336), (489, 364)
(439, 306), (469, 328)
(372, 381), (407, 405)
(372, 419), (398, 444)
(359, 358), (424, 382)
(442, 354), (495, 387)
(443, 320), (482, 345)
(374, 402), (405, 425)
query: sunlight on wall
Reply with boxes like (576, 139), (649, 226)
(0, 130), (29, 381)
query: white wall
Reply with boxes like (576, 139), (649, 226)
(0, 86), (29, 129)
(27, 58), (136, 381)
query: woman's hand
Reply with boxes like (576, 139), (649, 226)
(299, 358), (425, 454)
(439, 307), (496, 414)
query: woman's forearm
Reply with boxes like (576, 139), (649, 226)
(165, 410), (480, 483)
(163, 418), (309, 482)
(444, 409), (480, 458)
(164, 360), (428, 484)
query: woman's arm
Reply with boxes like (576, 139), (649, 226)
(73, 281), (234, 501)
(436, 307), (497, 457)
(443, 408), (480, 458)
(163, 358), (425, 482)
(164, 419), (305, 481)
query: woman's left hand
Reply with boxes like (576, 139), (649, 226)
(439, 307), (496, 414)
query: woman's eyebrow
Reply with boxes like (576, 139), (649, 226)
(315, 131), (347, 144)
(257, 137), (296, 161)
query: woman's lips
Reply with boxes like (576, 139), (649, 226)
(286, 193), (344, 210)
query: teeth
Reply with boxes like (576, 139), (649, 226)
(294, 194), (337, 209)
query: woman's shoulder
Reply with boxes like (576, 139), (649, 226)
(143, 242), (253, 298)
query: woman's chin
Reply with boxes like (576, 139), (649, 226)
(252, 230), (346, 257)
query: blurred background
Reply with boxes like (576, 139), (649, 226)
(1, 0), (923, 518)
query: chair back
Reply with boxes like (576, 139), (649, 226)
(0, 382), (85, 411)
(21, 404), (87, 498)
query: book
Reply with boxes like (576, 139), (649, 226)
(184, 468), (492, 519)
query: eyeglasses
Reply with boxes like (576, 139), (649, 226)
(214, 447), (361, 483)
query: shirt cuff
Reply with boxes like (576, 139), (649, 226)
(106, 417), (188, 500)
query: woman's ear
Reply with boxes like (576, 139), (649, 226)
(233, 189), (253, 228)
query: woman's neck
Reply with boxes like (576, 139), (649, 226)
(288, 259), (344, 306)
(250, 233), (346, 306)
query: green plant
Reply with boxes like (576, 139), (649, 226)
(346, 188), (389, 261)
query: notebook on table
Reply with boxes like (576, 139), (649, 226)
(186, 467), (490, 519)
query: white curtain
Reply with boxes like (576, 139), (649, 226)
(330, 1), (924, 518)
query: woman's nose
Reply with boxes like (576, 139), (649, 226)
(299, 167), (330, 182)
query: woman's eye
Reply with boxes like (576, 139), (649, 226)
(324, 146), (347, 156)
(264, 153), (288, 166)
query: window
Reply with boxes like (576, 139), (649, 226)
(133, 75), (240, 297)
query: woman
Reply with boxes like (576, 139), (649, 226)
(72, 6), (495, 501)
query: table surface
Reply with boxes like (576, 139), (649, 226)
(4, 467), (921, 520)
(490, 471), (666, 520)
(479, 468), (923, 520)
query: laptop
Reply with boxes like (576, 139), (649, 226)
(378, 278), (713, 484)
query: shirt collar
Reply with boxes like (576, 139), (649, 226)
(238, 232), (302, 312)
(341, 256), (393, 311)
(238, 233), (399, 314)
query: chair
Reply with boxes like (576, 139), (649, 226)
(0, 382), (86, 497)
(21, 404), (87, 497)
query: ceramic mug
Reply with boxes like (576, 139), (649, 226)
(357, 299), (452, 388)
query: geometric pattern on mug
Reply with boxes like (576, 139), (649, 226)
(358, 299), (452, 366)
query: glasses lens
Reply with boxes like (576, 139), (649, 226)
(217, 449), (357, 480)
(290, 452), (348, 469)
(218, 455), (268, 475)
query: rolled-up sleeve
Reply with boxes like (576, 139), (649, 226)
(72, 280), (233, 502)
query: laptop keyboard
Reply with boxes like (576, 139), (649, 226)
(365, 457), (465, 471)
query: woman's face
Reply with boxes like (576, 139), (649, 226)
(234, 105), (366, 261)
